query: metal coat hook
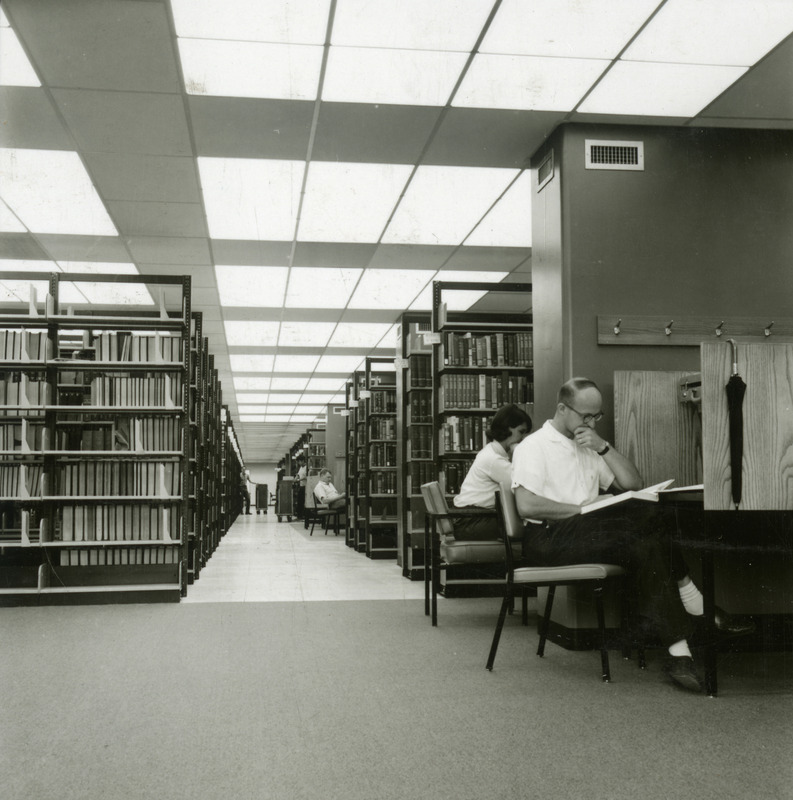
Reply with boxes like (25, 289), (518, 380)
(764, 321), (774, 337)
(715, 321), (724, 337)
(664, 320), (674, 336)
(613, 318), (622, 336)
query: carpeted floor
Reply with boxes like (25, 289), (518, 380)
(2, 597), (792, 800)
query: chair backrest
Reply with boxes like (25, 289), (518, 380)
(305, 475), (320, 509)
(497, 480), (524, 539)
(419, 481), (454, 535)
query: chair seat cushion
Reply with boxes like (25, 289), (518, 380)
(441, 539), (505, 565)
(514, 563), (625, 583)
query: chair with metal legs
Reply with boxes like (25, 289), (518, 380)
(486, 482), (628, 682)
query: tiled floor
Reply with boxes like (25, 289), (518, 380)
(183, 509), (426, 603)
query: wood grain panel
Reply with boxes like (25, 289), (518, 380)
(702, 342), (793, 511)
(614, 371), (701, 488)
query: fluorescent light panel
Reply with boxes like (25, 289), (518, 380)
(383, 166), (520, 244)
(409, 271), (510, 311)
(278, 321), (335, 347)
(171, 0), (331, 44)
(285, 267), (362, 308)
(0, 199), (26, 232)
(216, 265), (288, 307)
(235, 393), (271, 404)
(0, 259), (56, 271)
(298, 162), (413, 243)
(305, 378), (347, 391)
(315, 354), (365, 373)
(464, 171), (532, 248)
(578, 61), (747, 117)
(272, 354), (320, 372)
(178, 39), (323, 101)
(347, 268), (436, 309)
(198, 158), (304, 240)
(224, 321), (280, 346)
(331, 0), (493, 50)
(234, 377), (271, 390)
(229, 355), (275, 372)
(269, 378), (309, 390)
(0, 149), (117, 236)
(454, 54), (608, 111)
(328, 322), (393, 348)
(0, 26), (40, 87)
(323, 46), (468, 106)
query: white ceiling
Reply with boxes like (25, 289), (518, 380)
(1, 0), (792, 463)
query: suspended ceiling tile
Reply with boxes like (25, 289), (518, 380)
(0, 88), (72, 149)
(292, 242), (377, 267)
(212, 239), (293, 266)
(425, 108), (564, 167)
(697, 38), (793, 121)
(191, 286), (221, 307)
(84, 153), (201, 203)
(135, 263), (214, 288)
(106, 200), (207, 238)
(35, 234), (130, 262)
(369, 243), (456, 269)
(444, 245), (530, 270)
(189, 96), (314, 159)
(52, 89), (192, 156)
(6, 0), (180, 93)
(126, 236), (211, 265)
(0, 233), (50, 260)
(312, 102), (442, 164)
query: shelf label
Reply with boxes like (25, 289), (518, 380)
(359, 390), (372, 399)
(395, 358), (409, 369)
(422, 332), (441, 345)
(349, 400), (358, 408)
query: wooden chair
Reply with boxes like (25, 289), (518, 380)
(309, 483), (343, 536)
(420, 481), (505, 626)
(486, 482), (627, 682)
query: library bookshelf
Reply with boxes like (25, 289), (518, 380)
(430, 280), (533, 597)
(362, 356), (397, 559)
(395, 312), (433, 579)
(0, 272), (193, 604)
(343, 370), (365, 551)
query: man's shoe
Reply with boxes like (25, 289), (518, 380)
(664, 656), (704, 693)
(713, 606), (755, 635)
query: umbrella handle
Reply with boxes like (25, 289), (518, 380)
(727, 337), (739, 375)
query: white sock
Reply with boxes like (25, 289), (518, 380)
(678, 580), (704, 616)
(668, 639), (692, 658)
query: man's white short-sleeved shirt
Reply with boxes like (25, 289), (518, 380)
(453, 441), (511, 509)
(315, 480), (339, 503)
(511, 420), (614, 506)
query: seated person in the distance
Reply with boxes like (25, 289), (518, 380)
(511, 377), (753, 694)
(452, 404), (531, 540)
(315, 469), (346, 510)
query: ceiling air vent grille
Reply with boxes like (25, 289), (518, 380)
(585, 139), (644, 171)
(537, 150), (554, 190)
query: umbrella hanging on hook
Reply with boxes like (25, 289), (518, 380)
(725, 338), (746, 510)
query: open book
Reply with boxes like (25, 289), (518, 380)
(580, 479), (676, 514)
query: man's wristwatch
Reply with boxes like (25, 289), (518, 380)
(596, 442), (610, 456)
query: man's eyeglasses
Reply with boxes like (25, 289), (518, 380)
(562, 402), (604, 425)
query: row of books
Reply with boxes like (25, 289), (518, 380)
(86, 374), (183, 407)
(370, 442), (397, 467)
(370, 472), (397, 494)
(409, 461), (437, 493)
(408, 426), (433, 459)
(408, 353), (432, 387)
(0, 330), (50, 361)
(0, 374), (49, 414)
(93, 331), (183, 362)
(442, 458), (476, 495)
(439, 374), (533, 409)
(370, 417), (396, 440)
(442, 331), (533, 367)
(58, 461), (181, 498)
(59, 544), (180, 566)
(0, 420), (44, 451)
(440, 415), (490, 453)
(369, 390), (396, 413)
(60, 504), (180, 543)
(408, 392), (432, 423)
(53, 417), (182, 452)
(0, 463), (43, 497)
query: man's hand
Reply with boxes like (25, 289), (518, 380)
(573, 425), (606, 453)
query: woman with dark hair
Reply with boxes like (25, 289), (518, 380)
(451, 404), (532, 539)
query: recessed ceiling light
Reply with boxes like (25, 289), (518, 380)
(0, 200), (26, 232)
(327, 322), (393, 348)
(285, 267), (362, 308)
(578, 61), (747, 117)
(298, 162), (413, 243)
(0, 149), (117, 236)
(216, 265), (289, 306)
(278, 321), (335, 347)
(272, 354), (320, 372)
(239, 415), (265, 422)
(229, 355), (275, 372)
(234, 377), (271, 390)
(315, 354), (366, 373)
(198, 157), (304, 240)
(305, 377), (347, 391)
(270, 377), (309, 390)
(235, 393), (271, 404)
(238, 405), (270, 414)
(464, 171), (532, 248)
(409, 270), (510, 311)
(0, 25), (41, 87)
(0, 259), (56, 272)
(383, 166), (520, 244)
(224, 320), (280, 346)
(59, 281), (154, 307)
(347, 268), (435, 309)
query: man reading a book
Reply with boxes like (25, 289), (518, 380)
(511, 377), (752, 693)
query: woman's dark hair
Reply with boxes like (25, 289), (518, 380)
(487, 404), (532, 443)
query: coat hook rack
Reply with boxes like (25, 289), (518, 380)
(613, 318), (622, 336)
(765, 321), (774, 337)
(715, 321), (724, 337)
(664, 320), (674, 336)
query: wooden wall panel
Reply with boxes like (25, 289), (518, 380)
(614, 370), (701, 488)
(702, 342), (793, 511)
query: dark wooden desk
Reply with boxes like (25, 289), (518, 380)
(661, 492), (793, 695)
